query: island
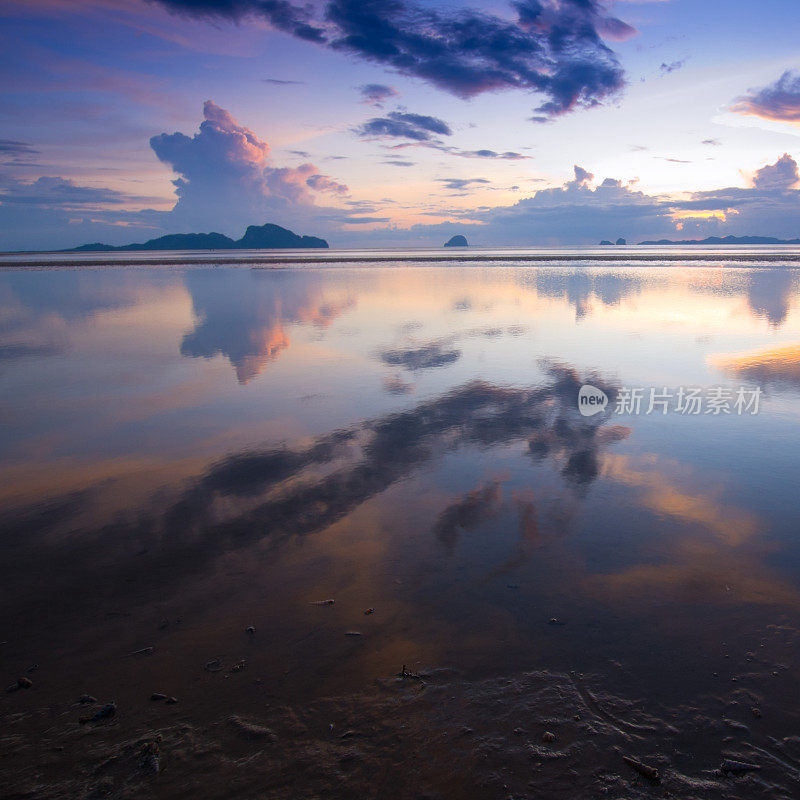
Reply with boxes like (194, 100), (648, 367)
(70, 222), (328, 252)
(599, 238), (626, 245)
(444, 235), (469, 247)
(638, 235), (800, 245)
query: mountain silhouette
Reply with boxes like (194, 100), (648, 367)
(70, 223), (328, 252)
(638, 235), (800, 245)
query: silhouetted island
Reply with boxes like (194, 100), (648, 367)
(71, 223), (328, 252)
(444, 235), (468, 247)
(638, 235), (800, 245)
(599, 238), (626, 245)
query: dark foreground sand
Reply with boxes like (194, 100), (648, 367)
(4, 654), (800, 799)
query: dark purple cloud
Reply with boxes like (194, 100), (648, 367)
(456, 149), (528, 160)
(732, 70), (800, 122)
(437, 177), (490, 191)
(150, 0), (326, 41)
(262, 77), (306, 85)
(0, 140), (39, 155)
(357, 110), (452, 140)
(0, 176), (137, 207)
(359, 83), (399, 106)
(152, 0), (630, 119)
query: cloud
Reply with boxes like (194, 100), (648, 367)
(306, 173), (348, 194)
(0, 102), (361, 249)
(373, 153), (800, 247)
(732, 70), (800, 123)
(702, 138), (721, 146)
(752, 152), (800, 190)
(356, 111), (452, 141)
(659, 59), (685, 75)
(149, 100), (350, 230)
(0, 139), (39, 155)
(382, 159), (415, 167)
(358, 83), (398, 107)
(262, 77), (306, 85)
(150, 0), (326, 41)
(0, 176), (141, 207)
(437, 178), (490, 191)
(455, 149), (529, 160)
(152, 0), (631, 120)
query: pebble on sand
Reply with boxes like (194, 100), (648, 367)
(5, 677), (33, 692)
(79, 702), (116, 724)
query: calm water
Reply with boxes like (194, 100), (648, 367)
(1, 258), (800, 709)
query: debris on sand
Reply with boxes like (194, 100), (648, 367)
(79, 703), (116, 724)
(231, 660), (246, 673)
(751, 707), (762, 718)
(128, 646), (154, 657)
(364, 608), (374, 615)
(245, 626), (256, 635)
(548, 618), (565, 626)
(720, 759), (761, 776)
(150, 693), (167, 701)
(397, 665), (424, 682)
(623, 755), (661, 782)
(139, 739), (160, 774)
(541, 731), (557, 743)
(344, 631), (362, 637)
(204, 658), (223, 672)
(165, 696), (178, 704)
(79, 694), (97, 704)
(311, 599), (335, 606)
(227, 716), (277, 741)
(5, 677), (33, 692)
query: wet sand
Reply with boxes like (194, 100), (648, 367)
(4, 649), (800, 799)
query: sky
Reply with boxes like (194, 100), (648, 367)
(1, 0), (799, 250)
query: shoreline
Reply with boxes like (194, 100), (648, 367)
(4, 251), (800, 268)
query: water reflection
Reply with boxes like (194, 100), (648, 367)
(2, 261), (800, 702)
(180, 269), (355, 383)
(711, 342), (800, 390)
(746, 269), (796, 327)
(531, 270), (644, 319)
(0, 270), (168, 360)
